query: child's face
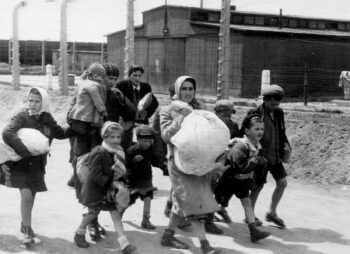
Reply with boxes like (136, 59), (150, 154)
(104, 132), (122, 147)
(27, 93), (42, 114)
(245, 121), (264, 143)
(138, 138), (153, 150)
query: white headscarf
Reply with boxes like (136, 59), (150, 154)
(27, 87), (50, 115)
(172, 75), (196, 100)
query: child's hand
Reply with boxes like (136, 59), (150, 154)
(138, 110), (148, 120)
(255, 156), (268, 167)
(133, 155), (144, 163)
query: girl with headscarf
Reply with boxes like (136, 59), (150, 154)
(159, 76), (222, 254)
(0, 87), (72, 246)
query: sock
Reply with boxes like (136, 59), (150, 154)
(117, 235), (130, 250)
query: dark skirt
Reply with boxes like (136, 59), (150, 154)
(0, 157), (47, 193)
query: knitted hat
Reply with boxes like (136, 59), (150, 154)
(135, 125), (155, 138)
(214, 99), (235, 114)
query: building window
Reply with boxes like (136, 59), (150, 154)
(208, 13), (220, 22)
(327, 22), (338, 30)
(289, 19), (298, 28)
(338, 23), (345, 30)
(231, 14), (243, 24)
(309, 21), (317, 29)
(265, 17), (278, 26)
(281, 18), (289, 27)
(317, 21), (326, 29)
(255, 16), (264, 25)
(244, 16), (254, 25)
(345, 23), (350, 31)
(299, 20), (308, 28)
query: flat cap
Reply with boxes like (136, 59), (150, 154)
(136, 124), (155, 138)
(261, 84), (285, 98)
(214, 100), (235, 113)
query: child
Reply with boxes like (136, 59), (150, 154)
(212, 100), (240, 224)
(68, 62), (108, 157)
(125, 124), (157, 230)
(214, 114), (271, 242)
(0, 87), (72, 246)
(75, 121), (138, 254)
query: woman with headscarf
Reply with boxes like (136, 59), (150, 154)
(0, 87), (72, 246)
(159, 76), (222, 254)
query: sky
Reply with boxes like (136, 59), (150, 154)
(0, 0), (350, 43)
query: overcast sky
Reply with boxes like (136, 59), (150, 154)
(0, 0), (350, 42)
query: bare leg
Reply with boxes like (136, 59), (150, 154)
(269, 178), (287, 214)
(20, 188), (35, 227)
(241, 197), (255, 224)
(250, 184), (263, 212)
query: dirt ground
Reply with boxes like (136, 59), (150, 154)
(0, 85), (350, 253)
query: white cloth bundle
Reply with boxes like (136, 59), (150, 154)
(170, 110), (230, 176)
(0, 128), (49, 164)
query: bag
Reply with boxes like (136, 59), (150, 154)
(137, 92), (153, 112)
(76, 153), (90, 184)
(171, 110), (230, 176)
(0, 128), (49, 164)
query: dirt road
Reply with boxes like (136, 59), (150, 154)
(0, 139), (350, 254)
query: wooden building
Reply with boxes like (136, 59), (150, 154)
(106, 5), (350, 97)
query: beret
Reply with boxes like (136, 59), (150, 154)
(214, 99), (235, 113)
(261, 84), (285, 98)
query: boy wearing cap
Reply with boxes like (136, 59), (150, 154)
(246, 84), (290, 228)
(125, 124), (157, 230)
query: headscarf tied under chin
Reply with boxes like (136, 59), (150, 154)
(172, 75), (196, 101)
(27, 87), (50, 115)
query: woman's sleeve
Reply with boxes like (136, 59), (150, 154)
(2, 112), (31, 158)
(89, 150), (112, 188)
(159, 106), (180, 144)
(45, 113), (72, 139)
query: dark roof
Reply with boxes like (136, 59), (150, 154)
(191, 21), (350, 38)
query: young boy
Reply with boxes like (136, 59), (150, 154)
(125, 125), (157, 230)
(214, 114), (271, 242)
(75, 121), (138, 254)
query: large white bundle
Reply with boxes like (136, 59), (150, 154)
(170, 110), (230, 176)
(0, 128), (49, 164)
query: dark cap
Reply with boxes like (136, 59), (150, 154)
(214, 100), (235, 113)
(136, 125), (155, 138)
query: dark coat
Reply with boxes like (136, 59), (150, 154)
(247, 104), (289, 159)
(1, 110), (71, 191)
(79, 146), (114, 207)
(105, 87), (136, 123)
(115, 80), (159, 124)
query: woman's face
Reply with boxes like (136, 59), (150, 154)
(179, 81), (195, 103)
(28, 93), (42, 114)
(129, 71), (143, 86)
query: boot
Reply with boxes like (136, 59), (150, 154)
(141, 214), (156, 230)
(87, 221), (101, 241)
(74, 232), (89, 248)
(21, 225), (35, 246)
(217, 208), (232, 223)
(200, 239), (222, 254)
(248, 223), (271, 243)
(161, 229), (189, 249)
(122, 244), (139, 254)
(164, 200), (172, 218)
(205, 214), (223, 235)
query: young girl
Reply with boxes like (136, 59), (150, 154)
(0, 87), (72, 246)
(125, 124), (157, 230)
(75, 121), (138, 254)
(214, 114), (271, 242)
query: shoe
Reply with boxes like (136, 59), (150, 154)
(244, 217), (263, 226)
(177, 218), (191, 230)
(161, 229), (189, 249)
(248, 223), (271, 243)
(217, 209), (232, 223)
(265, 212), (286, 228)
(200, 239), (222, 254)
(87, 223), (101, 241)
(21, 222), (35, 238)
(205, 221), (224, 235)
(21, 225), (35, 246)
(67, 175), (75, 188)
(74, 233), (89, 248)
(122, 244), (139, 254)
(141, 217), (156, 230)
(164, 200), (172, 218)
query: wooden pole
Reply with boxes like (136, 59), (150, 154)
(59, 0), (69, 95)
(124, 0), (135, 78)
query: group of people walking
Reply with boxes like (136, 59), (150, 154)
(0, 62), (291, 254)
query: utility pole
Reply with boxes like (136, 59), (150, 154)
(200, 0), (203, 8)
(12, 1), (27, 91)
(217, 0), (231, 100)
(41, 40), (46, 73)
(72, 41), (76, 72)
(100, 43), (104, 64)
(124, 0), (135, 78)
(59, 0), (69, 95)
(8, 39), (12, 72)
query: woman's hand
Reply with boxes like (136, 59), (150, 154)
(133, 155), (144, 163)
